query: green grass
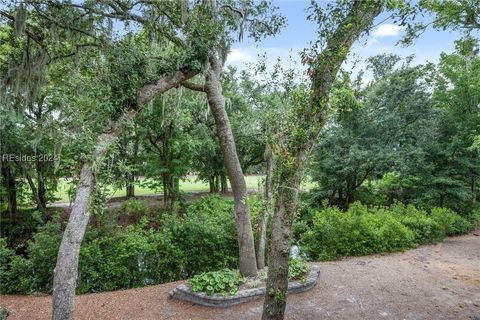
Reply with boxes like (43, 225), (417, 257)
(53, 175), (316, 203)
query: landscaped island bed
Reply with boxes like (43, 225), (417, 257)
(169, 265), (321, 307)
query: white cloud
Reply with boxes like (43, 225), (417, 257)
(226, 49), (253, 63)
(372, 24), (404, 37)
(366, 37), (379, 47)
(225, 46), (307, 75)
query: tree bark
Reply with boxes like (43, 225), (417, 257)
(262, 151), (306, 320)
(18, 161), (46, 212)
(204, 54), (258, 277)
(52, 130), (115, 320)
(472, 176), (477, 207)
(1, 161), (17, 218)
(220, 173), (228, 193)
(36, 158), (47, 210)
(52, 70), (197, 320)
(262, 3), (382, 319)
(214, 175), (220, 193)
(257, 145), (273, 269)
(208, 175), (215, 193)
(125, 171), (135, 198)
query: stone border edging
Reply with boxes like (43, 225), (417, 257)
(169, 265), (320, 308)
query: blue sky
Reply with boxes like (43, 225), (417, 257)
(226, 1), (475, 82)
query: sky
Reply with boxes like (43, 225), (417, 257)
(225, 1), (475, 83)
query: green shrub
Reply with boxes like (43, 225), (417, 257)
(188, 269), (243, 296)
(2, 195), (240, 295)
(288, 258), (309, 280)
(0, 209), (44, 248)
(121, 199), (150, 219)
(77, 195), (239, 293)
(76, 225), (187, 293)
(0, 219), (61, 294)
(165, 195), (238, 276)
(469, 208), (480, 228)
(300, 203), (416, 260)
(26, 219), (62, 292)
(299, 201), (476, 262)
(396, 214), (444, 244)
(0, 238), (34, 294)
(385, 203), (444, 244)
(430, 207), (473, 236)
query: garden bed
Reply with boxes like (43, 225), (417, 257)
(169, 265), (320, 307)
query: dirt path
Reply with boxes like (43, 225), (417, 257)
(1, 232), (479, 320)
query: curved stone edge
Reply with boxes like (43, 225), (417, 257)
(169, 265), (320, 308)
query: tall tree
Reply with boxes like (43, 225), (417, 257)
(0, 2), (221, 319)
(311, 58), (436, 209)
(262, 2), (383, 319)
(424, 37), (480, 212)
(182, 2), (284, 277)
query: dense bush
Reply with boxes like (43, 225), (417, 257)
(430, 207), (474, 236)
(163, 195), (238, 276)
(27, 219), (62, 292)
(0, 209), (44, 249)
(384, 203), (445, 244)
(0, 195), (239, 294)
(120, 198), (152, 223)
(299, 202), (478, 261)
(0, 238), (34, 294)
(300, 203), (416, 260)
(78, 225), (185, 293)
(1, 195), (477, 295)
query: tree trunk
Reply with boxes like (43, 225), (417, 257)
(345, 176), (355, 209)
(1, 162), (17, 218)
(20, 162), (46, 212)
(262, 3), (382, 319)
(52, 130), (116, 320)
(220, 173), (228, 193)
(257, 146), (273, 269)
(52, 70), (197, 320)
(204, 55), (258, 277)
(214, 175), (220, 193)
(166, 174), (176, 209)
(126, 172), (135, 198)
(209, 175), (215, 193)
(36, 159), (47, 210)
(472, 176), (477, 207)
(262, 152), (306, 320)
(162, 172), (168, 206)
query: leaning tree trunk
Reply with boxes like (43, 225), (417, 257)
(262, 3), (382, 319)
(52, 70), (197, 320)
(52, 129), (116, 320)
(256, 145), (273, 269)
(204, 55), (258, 277)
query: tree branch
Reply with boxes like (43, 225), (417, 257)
(137, 70), (199, 107)
(181, 80), (205, 92)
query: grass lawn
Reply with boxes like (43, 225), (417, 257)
(53, 175), (315, 203)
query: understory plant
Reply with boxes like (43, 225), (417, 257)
(299, 201), (479, 261)
(288, 258), (309, 281)
(188, 269), (243, 296)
